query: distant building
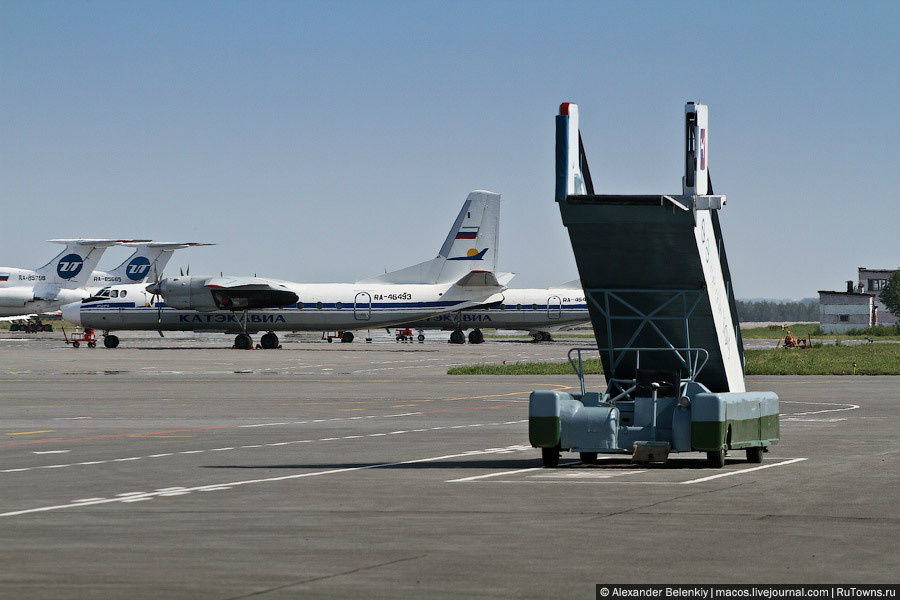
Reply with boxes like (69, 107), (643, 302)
(818, 267), (898, 333)
(858, 267), (898, 325)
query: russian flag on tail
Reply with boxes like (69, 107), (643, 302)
(456, 226), (479, 240)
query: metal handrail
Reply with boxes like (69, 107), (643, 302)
(566, 346), (710, 396)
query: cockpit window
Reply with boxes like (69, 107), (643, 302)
(98, 288), (110, 297)
(120, 290), (127, 298)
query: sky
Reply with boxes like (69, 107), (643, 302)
(2, 1), (898, 299)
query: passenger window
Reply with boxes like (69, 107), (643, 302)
(120, 290), (127, 298)
(111, 290), (119, 298)
(335, 302), (343, 310)
(532, 304), (537, 310)
(316, 302), (323, 310)
(516, 304), (522, 310)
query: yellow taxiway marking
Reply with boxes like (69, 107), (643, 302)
(6, 430), (54, 436)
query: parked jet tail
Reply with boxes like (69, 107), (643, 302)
(358, 190), (501, 285)
(96, 242), (215, 285)
(36, 239), (147, 288)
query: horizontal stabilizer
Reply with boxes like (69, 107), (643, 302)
(555, 279), (581, 289)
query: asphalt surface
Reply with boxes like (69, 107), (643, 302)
(0, 333), (897, 598)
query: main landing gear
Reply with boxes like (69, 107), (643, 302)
(448, 328), (485, 344)
(531, 331), (553, 342)
(234, 332), (282, 350)
(103, 334), (119, 349)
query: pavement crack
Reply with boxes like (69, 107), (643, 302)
(587, 482), (748, 521)
(221, 554), (427, 599)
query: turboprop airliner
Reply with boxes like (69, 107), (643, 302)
(401, 281), (589, 343)
(62, 191), (512, 349)
(0, 239), (137, 318)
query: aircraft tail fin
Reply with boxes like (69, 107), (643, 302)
(556, 278), (582, 289)
(358, 190), (501, 285)
(97, 242), (214, 284)
(36, 239), (142, 288)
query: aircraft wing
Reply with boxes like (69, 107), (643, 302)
(204, 276), (292, 291)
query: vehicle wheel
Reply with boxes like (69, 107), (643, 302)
(746, 446), (764, 463)
(579, 452), (598, 464)
(541, 446), (560, 468)
(532, 331), (548, 342)
(234, 333), (253, 350)
(449, 329), (465, 344)
(417, 333), (425, 342)
(104, 335), (119, 349)
(260, 332), (279, 349)
(468, 328), (484, 344)
(341, 331), (354, 343)
(72, 341), (80, 348)
(44, 325), (53, 332)
(706, 448), (726, 468)
(87, 341), (96, 348)
(327, 337), (333, 343)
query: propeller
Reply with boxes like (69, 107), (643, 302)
(147, 264), (165, 337)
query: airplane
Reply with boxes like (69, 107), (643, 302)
(0, 239), (136, 318)
(62, 190), (513, 349)
(399, 281), (589, 343)
(88, 242), (214, 291)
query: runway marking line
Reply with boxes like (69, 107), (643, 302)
(679, 458), (808, 484)
(0, 420), (529, 475)
(0, 444), (535, 518)
(6, 430), (54, 436)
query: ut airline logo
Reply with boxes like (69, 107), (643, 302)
(57, 254), (84, 279)
(126, 256), (152, 281)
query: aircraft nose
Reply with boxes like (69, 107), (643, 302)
(60, 302), (81, 326)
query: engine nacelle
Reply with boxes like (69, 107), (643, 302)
(0, 287), (35, 307)
(149, 276), (220, 312)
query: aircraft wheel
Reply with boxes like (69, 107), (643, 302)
(104, 335), (119, 349)
(706, 448), (726, 468)
(341, 331), (354, 343)
(579, 452), (598, 464)
(260, 332), (279, 349)
(746, 446), (764, 463)
(449, 329), (465, 344)
(72, 341), (80, 348)
(468, 329), (484, 344)
(532, 331), (547, 342)
(417, 333), (425, 342)
(234, 333), (253, 350)
(541, 445), (560, 468)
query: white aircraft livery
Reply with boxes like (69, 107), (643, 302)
(62, 191), (512, 349)
(400, 282), (589, 343)
(0, 239), (130, 318)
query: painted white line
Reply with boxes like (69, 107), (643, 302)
(2, 420), (524, 475)
(781, 401), (859, 416)
(0, 445), (533, 518)
(530, 469), (646, 479)
(448, 467), (542, 483)
(238, 422), (290, 428)
(783, 418), (847, 423)
(679, 458), (808, 485)
(33, 450), (71, 455)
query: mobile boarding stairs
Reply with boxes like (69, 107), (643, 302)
(528, 102), (780, 468)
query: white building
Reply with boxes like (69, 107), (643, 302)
(818, 284), (876, 334)
(858, 267), (898, 325)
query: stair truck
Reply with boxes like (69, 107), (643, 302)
(529, 102), (779, 468)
